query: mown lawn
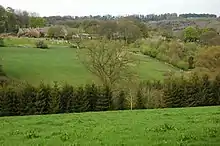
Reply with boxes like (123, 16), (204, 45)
(0, 106), (219, 145)
(0, 46), (178, 85)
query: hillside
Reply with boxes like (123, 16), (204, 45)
(149, 18), (220, 32)
(0, 106), (219, 145)
(0, 46), (178, 85)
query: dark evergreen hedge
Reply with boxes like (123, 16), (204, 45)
(0, 83), (117, 116)
(163, 73), (220, 108)
(0, 73), (220, 117)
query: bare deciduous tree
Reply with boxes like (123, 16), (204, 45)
(78, 39), (138, 89)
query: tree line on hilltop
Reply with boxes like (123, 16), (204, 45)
(0, 4), (218, 34)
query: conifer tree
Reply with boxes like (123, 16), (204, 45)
(73, 86), (90, 112)
(200, 74), (214, 106)
(0, 87), (3, 115)
(163, 78), (177, 107)
(0, 87), (20, 116)
(21, 84), (37, 115)
(96, 86), (112, 111)
(59, 83), (74, 113)
(85, 83), (98, 111)
(116, 90), (126, 110)
(136, 88), (145, 109)
(49, 82), (60, 114)
(163, 75), (186, 107)
(7, 87), (20, 116)
(185, 73), (201, 107)
(213, 74), (220, 105)
(36, 82), (51, 114)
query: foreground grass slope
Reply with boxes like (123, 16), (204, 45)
(0, 106), (219, 145)
(1, 47), (178, 85)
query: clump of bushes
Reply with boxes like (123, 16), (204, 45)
(35, 40), (48, 49)
(27, 29), (40, 38)
(69, 43), (78, 49)
(176, 61), (189, 70)
(140, 39), (198, 71)
(0, 38), (5, 47)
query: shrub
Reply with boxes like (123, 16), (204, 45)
(184, 42), (197, 57)
(156, 53), (170, 62)
(196, 46), (220, 77)
(69, 43), (78, 48)
(183, 26), (200, 42)
(188, 56), (195, 69)
(161, 30), (174, 41)
(200, 30), (219, 45)
(148, 48), (159, 58)
(149, 39), (162, 49)
(0, 38), (5, 47)
(28, 29), (40, 38)
(157, 41), (169, 54)
(176, 61), (189, 70)
(141, 46), (159, 58)
(35, 40), (48, 49)
(47, 26), (67, 39)
(209, 36), (220, 46)
(17, 29), (25, 37)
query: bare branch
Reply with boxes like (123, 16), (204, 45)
(77, 39), (138, 89)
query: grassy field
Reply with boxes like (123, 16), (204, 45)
(1, 46), (178, 85)
(3, 37), (69, 47)
(0, 106), (219, 145)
